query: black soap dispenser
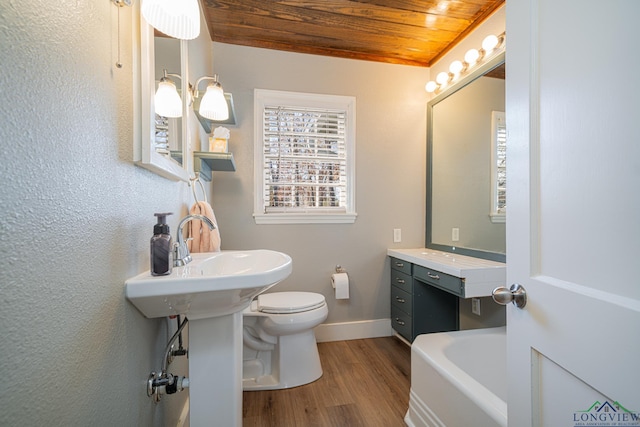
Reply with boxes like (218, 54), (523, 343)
(151, 212), (173, 276)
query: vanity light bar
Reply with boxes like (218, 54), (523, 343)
(425, 32), (506, 94)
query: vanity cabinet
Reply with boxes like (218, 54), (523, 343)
(388, 248), (507, 342)
(390, 257), (459, 342)
(413, 265), (464, 297)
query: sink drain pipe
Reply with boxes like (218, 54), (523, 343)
(147, 316), (190, 402)
(147, 372), (189, 402)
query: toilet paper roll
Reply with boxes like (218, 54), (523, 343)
(331, 272), (350, 300)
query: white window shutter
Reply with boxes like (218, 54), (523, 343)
(254, 90), (357, 224)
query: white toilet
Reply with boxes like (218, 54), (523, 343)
(242, 291), (328, 390)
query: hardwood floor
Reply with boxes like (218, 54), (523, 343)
(242, 336), (411, 427)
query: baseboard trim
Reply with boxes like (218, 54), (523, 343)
(314, 318), (393, 342)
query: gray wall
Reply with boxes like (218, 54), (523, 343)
(210, 43), (428, 324)
(0, 1), (200, 425)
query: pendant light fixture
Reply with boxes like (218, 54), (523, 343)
(141, 0), (200, 40)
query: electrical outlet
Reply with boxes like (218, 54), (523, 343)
(472, 298), (481, 316)
(452, 228), (460, 242)
(393, 228), (402, 243)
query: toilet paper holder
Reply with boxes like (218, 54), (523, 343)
(332, 265), (350, 300)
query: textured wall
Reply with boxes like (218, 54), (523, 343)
(0, 1), (195, 425)
(210, 43), (429, 324)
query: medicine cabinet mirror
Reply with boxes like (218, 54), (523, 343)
(154, 36), (183, 165)
(426, 52), (506, 262)
(133, 2), (189, 182)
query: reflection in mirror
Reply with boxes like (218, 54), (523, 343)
(154, 36), (182, 164)
(426, 53), (506, 262)
(133, 2), (188, 181)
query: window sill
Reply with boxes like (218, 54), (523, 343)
(254, 212), (358, 225)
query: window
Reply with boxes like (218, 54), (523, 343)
(490, 111), (506, 223)
(254, 89), (357, 224)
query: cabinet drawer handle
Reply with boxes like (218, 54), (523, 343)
(427, 272), (440, 280)
(395, 262), (404, 268)
(394, 318), (406, 326)
(395, 278), (405, 284)
(395, 296), (405, 303)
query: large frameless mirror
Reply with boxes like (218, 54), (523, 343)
(426, 52), (506, 262)
(133, 1), (189, 181)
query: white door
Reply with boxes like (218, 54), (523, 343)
(506, 1), (640, 426)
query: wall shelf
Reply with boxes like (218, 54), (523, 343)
(193, 151), (236, 181)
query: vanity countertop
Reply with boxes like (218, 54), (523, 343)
(387, 248), (506, 298)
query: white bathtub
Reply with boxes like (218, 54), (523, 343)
(405, 327), (507, 427)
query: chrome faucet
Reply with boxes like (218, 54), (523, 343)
(173, 214), (216, 267)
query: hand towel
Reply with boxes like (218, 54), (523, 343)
(187, 201), (221, 253)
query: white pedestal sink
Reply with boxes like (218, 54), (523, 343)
(125, 250), (292, 426)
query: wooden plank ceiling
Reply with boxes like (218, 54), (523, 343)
(202, 0), (504, 67)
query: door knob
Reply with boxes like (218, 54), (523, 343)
(492, 284), (527, 308)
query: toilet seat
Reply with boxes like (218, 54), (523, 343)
(255, 292), (326, 314)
